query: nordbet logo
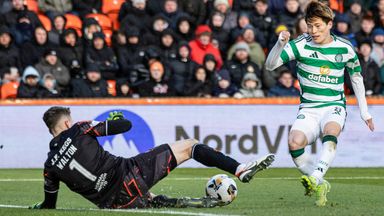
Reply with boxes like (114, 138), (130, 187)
(94, 110), (155, 153)
(308, 74), (339, 84)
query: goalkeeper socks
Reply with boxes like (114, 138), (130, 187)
(192, 144), (240, 175)
(290, 148), (315, 175)
(311, 135), (337, 184)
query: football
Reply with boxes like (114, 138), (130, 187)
(205, 174), (238, 205)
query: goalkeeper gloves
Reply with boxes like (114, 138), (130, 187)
(107, 111), (125, 121)
(29, 202), (42, 209)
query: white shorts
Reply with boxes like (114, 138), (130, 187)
(291, 106), (346, 144)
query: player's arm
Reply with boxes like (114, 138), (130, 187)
(31, 170), (59, 209)
(265, 31), (292, 71)
(347, 55), (375, 131)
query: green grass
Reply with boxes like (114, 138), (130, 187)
(0, 168), (384, 216)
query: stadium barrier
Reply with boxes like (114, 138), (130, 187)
(0, 97), (383, 168)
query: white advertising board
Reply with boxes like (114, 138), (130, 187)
(0, 104), (383, 168)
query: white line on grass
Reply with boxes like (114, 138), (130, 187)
(0, 204), (241, 216)
(1, 176), (384, 182)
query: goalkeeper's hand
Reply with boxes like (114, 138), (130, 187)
(29, 202), (42, 209)
(107, 111), (125, 121)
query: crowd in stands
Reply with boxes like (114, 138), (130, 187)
(0, 0), (383, 99)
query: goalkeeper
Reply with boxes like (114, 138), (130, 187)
(31, 106), (274, 209)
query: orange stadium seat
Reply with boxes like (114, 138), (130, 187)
(1, 82), (20, 99)
(38, 14), (52, 31)
(102, 0), (125, 31)
(24, 0), (39, 13)
(107, 12), (120, 31)
(107, 80), (116, 96)
(64, 14), (83, 36)
(104, 29), (113, 47)
(86, 14), (113, 31)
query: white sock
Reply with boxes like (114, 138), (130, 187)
(292, 152), (315, 175)
(311, 140), (337, 184)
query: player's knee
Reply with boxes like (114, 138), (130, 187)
(288, 135), (306, 150)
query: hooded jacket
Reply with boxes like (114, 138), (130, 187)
(58, 28), (84, 78)
(0, 26), (21, 72)
(17, 66), (46, 98)
(20, 27), (53, 68)
(237, 72), (265, 98)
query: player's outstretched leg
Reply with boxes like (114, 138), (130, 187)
(168, 139), (274, 183)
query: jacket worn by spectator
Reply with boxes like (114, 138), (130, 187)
(267, 81), (300, 97)
(0, 25), (21, 72)
(58, 28), (84, 78)
(34, 51), (70, 88)
(38, 0), (73, 14)
(225, 58), (261, 88)
(20, 27), (53, 68)
(1, 6), (41, 27)
(212, 69), (238, 97)
(250, 10), (276, 49)
(119, 3), (152, 33)
(17, 66), (46, 98)
(184, 67), (212, 97)
(177, 0), (206, 25)
(359, 56), (382, 95)
(71, 65), (109, 98)
(236, 72), (265, 98)
(72, 0), (101, 16)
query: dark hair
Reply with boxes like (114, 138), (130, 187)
(43, 106), (71, 134)
(305, 1), (334, 24)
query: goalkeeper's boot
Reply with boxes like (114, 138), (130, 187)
(237, 154), (275, 183)
(301, 175), (317, 196)
(315, 180), (331, 207)
(175, 196), (223, 208)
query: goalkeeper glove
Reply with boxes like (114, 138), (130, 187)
(29, 202), (42, 209)
(107, 111), (125, 121)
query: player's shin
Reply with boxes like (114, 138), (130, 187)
(192, 144), (240, 175)
(311, 135), (337, 184)
(290, 148), (315, 175)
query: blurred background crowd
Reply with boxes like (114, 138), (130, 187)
(0, 0), (383, 99)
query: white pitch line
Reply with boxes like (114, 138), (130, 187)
(1, 176), (384, 182)
(0, 204), (241, 216)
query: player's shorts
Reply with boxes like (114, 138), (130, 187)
(111, 144), (178, 209)
(291, 105), (346, 144)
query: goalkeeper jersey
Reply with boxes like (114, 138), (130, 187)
(280, 33), (361, 109)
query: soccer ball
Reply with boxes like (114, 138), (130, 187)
(205, 174), (238, 205)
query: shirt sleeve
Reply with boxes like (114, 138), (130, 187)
(77, 120), (132, 137)
(44, 169), (59, 193)
(346, 51), (362, 76)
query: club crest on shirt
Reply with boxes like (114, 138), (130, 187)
(335, 53), (343, 62)
(247, 65), (255, 73)
(320, 65), (331, 75)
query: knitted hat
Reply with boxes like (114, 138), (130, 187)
(195, 25), (212, 36)
(234, 41), (250, 53)
(214, 0), (229, 8)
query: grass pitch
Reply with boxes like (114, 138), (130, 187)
(0, 168), (383, 216)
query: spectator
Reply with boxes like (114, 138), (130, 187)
(212, 69), (238, 97)
(17, 66), (44, 98)
(203, 54), (219, 84)
(10, 12), (35, 46)
(169, 42), (196, 96)
(333, 13), (358, 48)
(174, 14), (195, 41)
(58, 28), (84, 78)
(71, 65), (109, 98)
(37, 0), (72, 19)
(346, 0), (363, 33)
(146, 0), (166, 16)
(35, 48), (70, 94)
(250, 0), (276, 49)
(159, 28), (178, 63)
(137, 61), (175, 97)
(294, 17), (308, 38)
(344, 0), (376, 12)
(232, 0), (256, 13)
(120, 0), (151, 33)
(1, 0), (41, 27)
(82, 17), (102, 48)
(39, 73), (61, 98)
(115, 79), (135, 97)
(355, 15), (376, 46)
(234, 72), (264, 98)
(184, 66), (212, 97)
(358, 40), (382, 95)
(268, 69), (300, 96)
(20, 26), (52, 68)
(72, 0), (101, 17)
(227, 25), (265, 69)
(161, 0), (187, 30)
(213, 0), (237, 32)
(118, 0), (133, 21)
(208, 12), (230, 58)
(117, 26), (145, 77)
(85, 32), (119, 80)
(142, 14), (170, 46)
(177, 0), (206, 25)
(370, 28), (384, 68)
(48, 14), (66, 46)
(277, 0), (303, 33)
(0, 25), (21, 73)
(225, 41), (261, 88)
(0, 66), (20, 85)
(189, 25), (223, 69)
(230, 12), (254, 44)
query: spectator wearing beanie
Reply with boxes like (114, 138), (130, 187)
(0, 25), (21, 73)
(189, 25), (223, 69)
(178, 0), (206, 25)
(226, 25), (265, 69)
(72, 65), (109, 98)
(169, 41), (197, 96)
(225, 41), (261, 88)
(213, 0), (238, 32)
(85, 32), (119, 80)
(35, 48), (70, 94)
(137, 61), (175, 97)
(58, 28), (84, 79)
(2, 0), (41, 27)
(184, 66), (213, 97)
(72, 0), (101, 17)
(20, 26), (53, 68)
(48, 14), (66, 46)
(17, 66), (45, 98)
(212, 69), (238, 97)
(119, 0), (151, 33)
(250, 0), (276, 49)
